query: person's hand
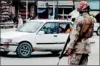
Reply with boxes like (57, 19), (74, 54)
(66, 48), (73, 56)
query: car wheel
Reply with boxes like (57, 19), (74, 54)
(0, 51), (9, 56)
(96, 27), (100, 36)
(16, 42), (32, 58)
(51, 51), (60, 55)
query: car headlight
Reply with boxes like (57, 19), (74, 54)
(0, 38), (12, 44)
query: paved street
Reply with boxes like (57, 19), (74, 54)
(0, 28), (99, 65)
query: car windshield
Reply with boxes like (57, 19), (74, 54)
(17, 21), (43, 33)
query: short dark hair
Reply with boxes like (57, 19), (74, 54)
(68, 15), (72, 18)
(72, 18), (76, 22)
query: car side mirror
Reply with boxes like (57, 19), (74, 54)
(38, 31), (45, 35)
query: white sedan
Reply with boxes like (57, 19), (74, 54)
(0, 20), (73, 57)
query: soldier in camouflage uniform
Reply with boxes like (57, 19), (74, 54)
(66, 1), (96, 65)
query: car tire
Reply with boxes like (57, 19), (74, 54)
(16, 42), (32, 58)
(96, 27), (100, 36)
(0, 51), (9, 56)
(51, 51), (60, 55)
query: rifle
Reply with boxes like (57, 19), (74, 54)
(57, 35), (70, 65)
(57, 18), (93, 65)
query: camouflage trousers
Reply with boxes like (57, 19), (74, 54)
(68, 53), (89, 65)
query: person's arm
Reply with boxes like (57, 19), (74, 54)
(68, 22), (81, 49)
(66, 18), (82, 55)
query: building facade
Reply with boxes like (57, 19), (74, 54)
(0, 0), (13, 23)
(0, 0), (99, 23)
(19, 0), (74, 19)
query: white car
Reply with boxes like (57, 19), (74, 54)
(0, 20), (73, 57)
(94, 22), (100, 36)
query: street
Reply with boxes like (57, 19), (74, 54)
(0, 0), (100, 65)
(0, 28), (99, 65)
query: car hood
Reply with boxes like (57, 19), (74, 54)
(1, 31), (34, 39)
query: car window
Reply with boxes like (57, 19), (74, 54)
(59, 22), (72, 33)
(40, 22), (58, 34)
(17, 21), (43, 33)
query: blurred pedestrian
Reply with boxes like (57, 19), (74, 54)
(18, 15), (23, 28)
(65, 1), (96, 65)
(13, 16), (18, 28)
(64, 16), (68, 20)
(72, 18), (76, 22)
(67, 15), (72, 21)
(9, 12), (14, 21)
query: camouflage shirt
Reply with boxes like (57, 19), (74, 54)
(67, 13), (96, 54)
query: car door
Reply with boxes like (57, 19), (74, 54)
(35, 22), (59, 50)
(56, 22), (72, 50)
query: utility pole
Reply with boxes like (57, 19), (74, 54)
(35, 0), (38, 19)
(26, 0), (28, 20)
(53, 1), (55, 19)
(62, 9), (64, 19)
(56, 0), (58, 18)
(73, 0), (75, 10)
(46, 2), (49, 19)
